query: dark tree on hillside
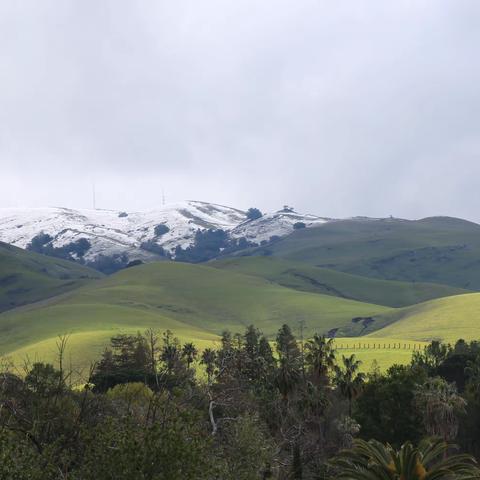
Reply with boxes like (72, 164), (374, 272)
(293, 222), (306, 230)
(154, 224), (170, 236)
(246, 208), (262, 221)
(27, 232), (53, 252)
(140, 240), (166, 256)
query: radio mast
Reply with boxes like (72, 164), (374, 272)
(92, 182), (96, 210)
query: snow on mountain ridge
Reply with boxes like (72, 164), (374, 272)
(231, 209), (329, 244)
(0, 201), (329, 263)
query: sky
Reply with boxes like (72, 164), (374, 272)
(1, 1), (480, 220)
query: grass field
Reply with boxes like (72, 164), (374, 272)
(0, 241), (102, 313)
(2, 252), (480, 375)
(367, 292), (480, 343)
(241, 216), (480, 289)
(0, 261), (391, 370)
(332, 337), (428, 372)
(211, 257), (467, 307)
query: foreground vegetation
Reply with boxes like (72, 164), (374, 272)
(1, 325), (479, 479)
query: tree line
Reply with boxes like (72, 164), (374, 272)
(0, 326), (479, 479)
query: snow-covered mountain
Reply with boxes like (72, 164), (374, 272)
(0, 201), (330, 265)
(231, 209), (329, 244)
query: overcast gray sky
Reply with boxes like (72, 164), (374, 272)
(1, 1), (480, 220)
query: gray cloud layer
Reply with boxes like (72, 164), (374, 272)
(1, 1), (480, 220)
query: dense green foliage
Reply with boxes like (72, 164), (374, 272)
(330, 438), (479, 479)
(1, 327), (479, 479)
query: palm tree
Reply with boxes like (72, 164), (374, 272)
(414, 377), (467, 442)
(201, 348), (217, 383)
(330, 437), (479, 479)
(275, 356), (301, 402)
(181, 342), (198, 369)
(335, 354), (366, 417)
(305, 334), (336, 385)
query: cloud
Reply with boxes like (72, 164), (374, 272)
(1, 1), (479, 220)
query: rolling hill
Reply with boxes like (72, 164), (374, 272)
(211, 257), (468, 308)
(366, 292), (480, 343)
(0, 241), (102, 313)
(242, 216), (480, 289)
(0, 261), (391, 369)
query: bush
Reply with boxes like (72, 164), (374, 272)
(86, 253), (130, 274)
(293, 222), (306, 230)
(27, 232), (53, 252)
(27, 235), (91, 261)
(246, 208), (262, 221)
(140, 240), (166, 256)
(154, 224), (170, 236)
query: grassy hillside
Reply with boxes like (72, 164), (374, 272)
(366, 292), (480, 343)
(0, 242), (103, 313)
(241, 216), (480, 289)
(211, 257), (467, 308)
(0, 261), (391, 369)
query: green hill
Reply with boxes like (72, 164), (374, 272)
(211, 257), (467, 308)
(0, 261), (391, 368)
(0, 241), (103, 313)
(241, 216), (480, 289)
(365, 292), (480, 343)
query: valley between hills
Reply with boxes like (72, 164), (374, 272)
(1, 205), (480, 374)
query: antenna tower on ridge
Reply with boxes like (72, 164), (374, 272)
(92, 182), (96, 210)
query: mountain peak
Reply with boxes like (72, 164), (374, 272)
(0, 201), (330, 267)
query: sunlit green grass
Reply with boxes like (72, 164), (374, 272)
(332, 337), (427, 372)
(0, 261), (391, 369)
(369, 293), (480, 343)
(211, 257), (467, 307)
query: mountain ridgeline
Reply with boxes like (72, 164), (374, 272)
(242, 216), (480, 290)
(2, 204), (480, 370)
(0, 202), (327, 273)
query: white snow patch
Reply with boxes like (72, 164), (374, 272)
(0, 202), (332, 262)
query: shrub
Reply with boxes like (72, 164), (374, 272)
(27, 232), (53, 252)
(246, 208), (262, 221)
(154, 224), (170, 236)
(140, 240), (166, 256)
(293, 222), (306, 230)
